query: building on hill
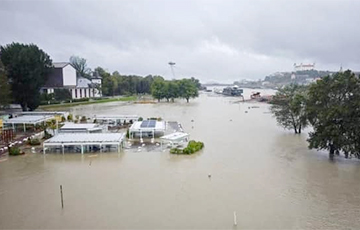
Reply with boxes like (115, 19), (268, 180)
(294, 63), (315, 71)
(41, 62), (102, 99)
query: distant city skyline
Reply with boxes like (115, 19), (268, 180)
(1, 0), (359, 83)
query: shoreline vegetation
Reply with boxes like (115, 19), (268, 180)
(170, 140), (204, 155)
(39, 96), (137, 109)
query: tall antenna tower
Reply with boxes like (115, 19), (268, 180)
(168, 62), (176, 78)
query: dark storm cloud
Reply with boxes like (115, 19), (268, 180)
(1, 0), (359, 82)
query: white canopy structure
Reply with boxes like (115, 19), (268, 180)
(59, 123), (103, 133)
(16, 111), (69, 117)
(129, 120), (166, 140)
(3, 115), (56, 132)
(94, 115), (139, 126)
(160, 132), (189, 147)
(43, 133), (125, 154)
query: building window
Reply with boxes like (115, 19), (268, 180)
(84, 89), (87, 98)
(75, 89), (77, 98)
(80, 89), (82, 98)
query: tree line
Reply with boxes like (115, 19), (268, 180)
(271, 70), (360, 159)
(0, 42), (200, 110)
(94, 67), (199, 102)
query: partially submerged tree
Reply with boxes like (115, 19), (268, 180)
(69, 56), (92, 78)
(178, 78), (199, 103)
(151, 78), (166, 102)
(270, 84), (308, 134)
(306, 70), (360, 158)
(0, 43), (52, 111)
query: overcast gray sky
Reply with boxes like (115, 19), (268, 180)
(1, 0), (359, 83)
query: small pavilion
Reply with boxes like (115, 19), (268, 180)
(94, 115), (139, 126)
(160, 132), (189, 147)
(3, 115), (56, 132)
(43, 133), (125, 154)
(59, 123), (103, 133)
(129, 120), (166, 140)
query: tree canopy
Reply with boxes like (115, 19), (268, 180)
(270, 84), (308, 134)
(0, 43), (52, 111)
(70, 56), (92, 78)
(178, 78), (199, 102)
(0, 60), (11, 108)
(151, 78), (199, 103)
(307, 70), (360, 158)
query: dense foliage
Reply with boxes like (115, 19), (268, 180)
(28, 138), (41, 146)
(0, 60), (11, 108)
(271, 70), (360, 159)
(9, 147), (22, 156)
(0, 43), (52, 111)
(170, 140), (204, 155)
(96, 66), (199, 102)
(307, 70), (360, 159)
(270, 84), (308, 134)
(151, 78), (199, 102)
(96, 67), (163, 96)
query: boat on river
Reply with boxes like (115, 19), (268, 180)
(222, 86), (243, 96)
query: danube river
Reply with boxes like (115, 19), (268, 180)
(1, 89), (360, 229)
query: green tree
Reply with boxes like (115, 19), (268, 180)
(151, 78), (166, 102)
(270, 84), (308, 134)
(70, 56), (91, 79)
(95, 67), (111, 96)
(190, 77), (201, 89)
(178, 78), (199, 102)
(0, 60), (11, 108)
(164, 80), (179, 102)
(0, 43), (52, 111)
(306, 70), (360, 159)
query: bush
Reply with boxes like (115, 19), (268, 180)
(126, 129), (130, 138)
(170, 140), (204, 155)
(9, 147), (22, 156)
(138, 117), (143, 121)
(61, 116), (66, 122)
(28, 138), (41, 146)
(67, 114), (73, 121)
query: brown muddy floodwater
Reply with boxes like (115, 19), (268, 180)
(1, 89), (360, 229)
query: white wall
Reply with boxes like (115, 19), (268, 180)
(77, 89), (81, 98)
(63, 65), (77, 86)
(71, 89), (76, 99)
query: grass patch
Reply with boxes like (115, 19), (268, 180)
(39, 96), (137, 109)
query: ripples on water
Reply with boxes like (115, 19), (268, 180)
(1, 89), (360, 229)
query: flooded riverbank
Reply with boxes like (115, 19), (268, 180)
(1, 90), (360, 229)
